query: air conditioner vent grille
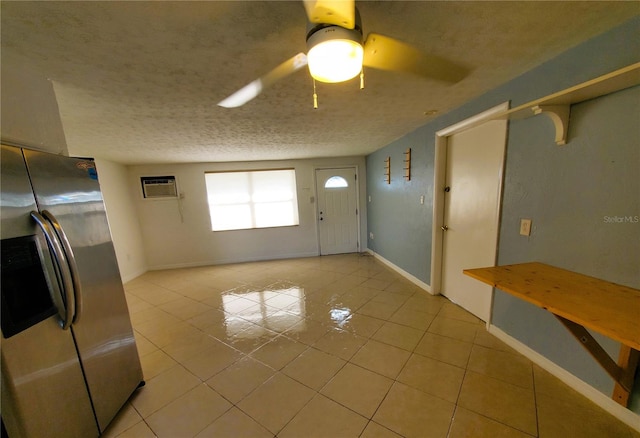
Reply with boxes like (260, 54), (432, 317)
(141, 176), (177, 199)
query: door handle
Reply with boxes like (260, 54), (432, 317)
(31, 211), (75, 330)
(43, 210), (83, 324)
(441, 225), (449, 231)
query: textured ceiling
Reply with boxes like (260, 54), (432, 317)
(1, 1), (638, 164)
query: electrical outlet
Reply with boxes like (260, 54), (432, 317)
(369, 232), (374, 239)
(520, 219), (532, 236)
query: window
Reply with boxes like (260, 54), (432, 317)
(205, 169), (299, 231)
(324, 176), (349, 188)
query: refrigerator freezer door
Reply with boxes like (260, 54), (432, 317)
(1, 319), (99, 438)
(1, 145), (98, 437)
(23, 149), (143, 432)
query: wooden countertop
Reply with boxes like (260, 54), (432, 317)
(463, 262), (640, 351)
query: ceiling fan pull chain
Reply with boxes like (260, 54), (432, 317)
(313, 79), (319, 109)
(360, 69), (365, 90)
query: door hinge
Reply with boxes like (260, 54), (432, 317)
(356, 209), (358, 215)
(354, 174), (357, 180)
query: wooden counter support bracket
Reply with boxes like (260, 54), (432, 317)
(554, 315), (628, 389)
(613, 345), (640, 406)
(556, 315), (638, 406)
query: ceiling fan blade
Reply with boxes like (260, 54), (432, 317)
(303, 0), (355, 29)
(363, 33), (469, 83)
(218, 53), (308, 108)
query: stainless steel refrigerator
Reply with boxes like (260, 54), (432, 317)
(1, 144), (144, 437)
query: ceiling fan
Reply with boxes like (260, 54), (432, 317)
(218, 0), (469, 108)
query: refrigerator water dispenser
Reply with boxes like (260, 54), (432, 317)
(1, 235), (57, 338)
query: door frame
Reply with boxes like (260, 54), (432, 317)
(430, 102), (509, 312)
(314, 165), (361, 255)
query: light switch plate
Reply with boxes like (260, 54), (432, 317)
(520, 219), (532, 236)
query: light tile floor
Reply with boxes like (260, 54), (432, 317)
(103, 254), (639, 438)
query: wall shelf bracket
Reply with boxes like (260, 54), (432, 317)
(469, 63), (640, 146)
(532, 105), (571, 145)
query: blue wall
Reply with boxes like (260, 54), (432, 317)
(366, 17), (639, 413)
(366, 128), (434, 282)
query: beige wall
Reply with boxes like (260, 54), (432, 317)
(129, 156), (367, 270)
(95, 159), (147, 282)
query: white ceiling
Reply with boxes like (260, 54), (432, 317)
(1, 1), (637, 165)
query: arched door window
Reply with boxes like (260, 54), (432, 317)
(324, 176), (348, 188)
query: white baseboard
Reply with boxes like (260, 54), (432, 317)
(489, 324), (640, 432)
(366, 249), (433, 294)
(120, 268), (148, 283)
(147, 251), (321, 272)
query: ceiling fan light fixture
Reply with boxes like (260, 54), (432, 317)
(307, 26), (363, 83)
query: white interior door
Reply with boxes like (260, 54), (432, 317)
(440, 118), (507, 321)
(315, 168), (359, 255)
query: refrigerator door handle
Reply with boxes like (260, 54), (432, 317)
(43, 210), (83, 324)
(30, 211), (75, 330)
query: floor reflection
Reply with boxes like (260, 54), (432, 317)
(222, 285), (307, 337)
(329, 307), (352, 328)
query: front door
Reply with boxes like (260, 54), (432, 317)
(440, 118), (507, 321)
(315, 168), (359, 255)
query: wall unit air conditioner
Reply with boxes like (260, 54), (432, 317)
(140, 176), (177, 199)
